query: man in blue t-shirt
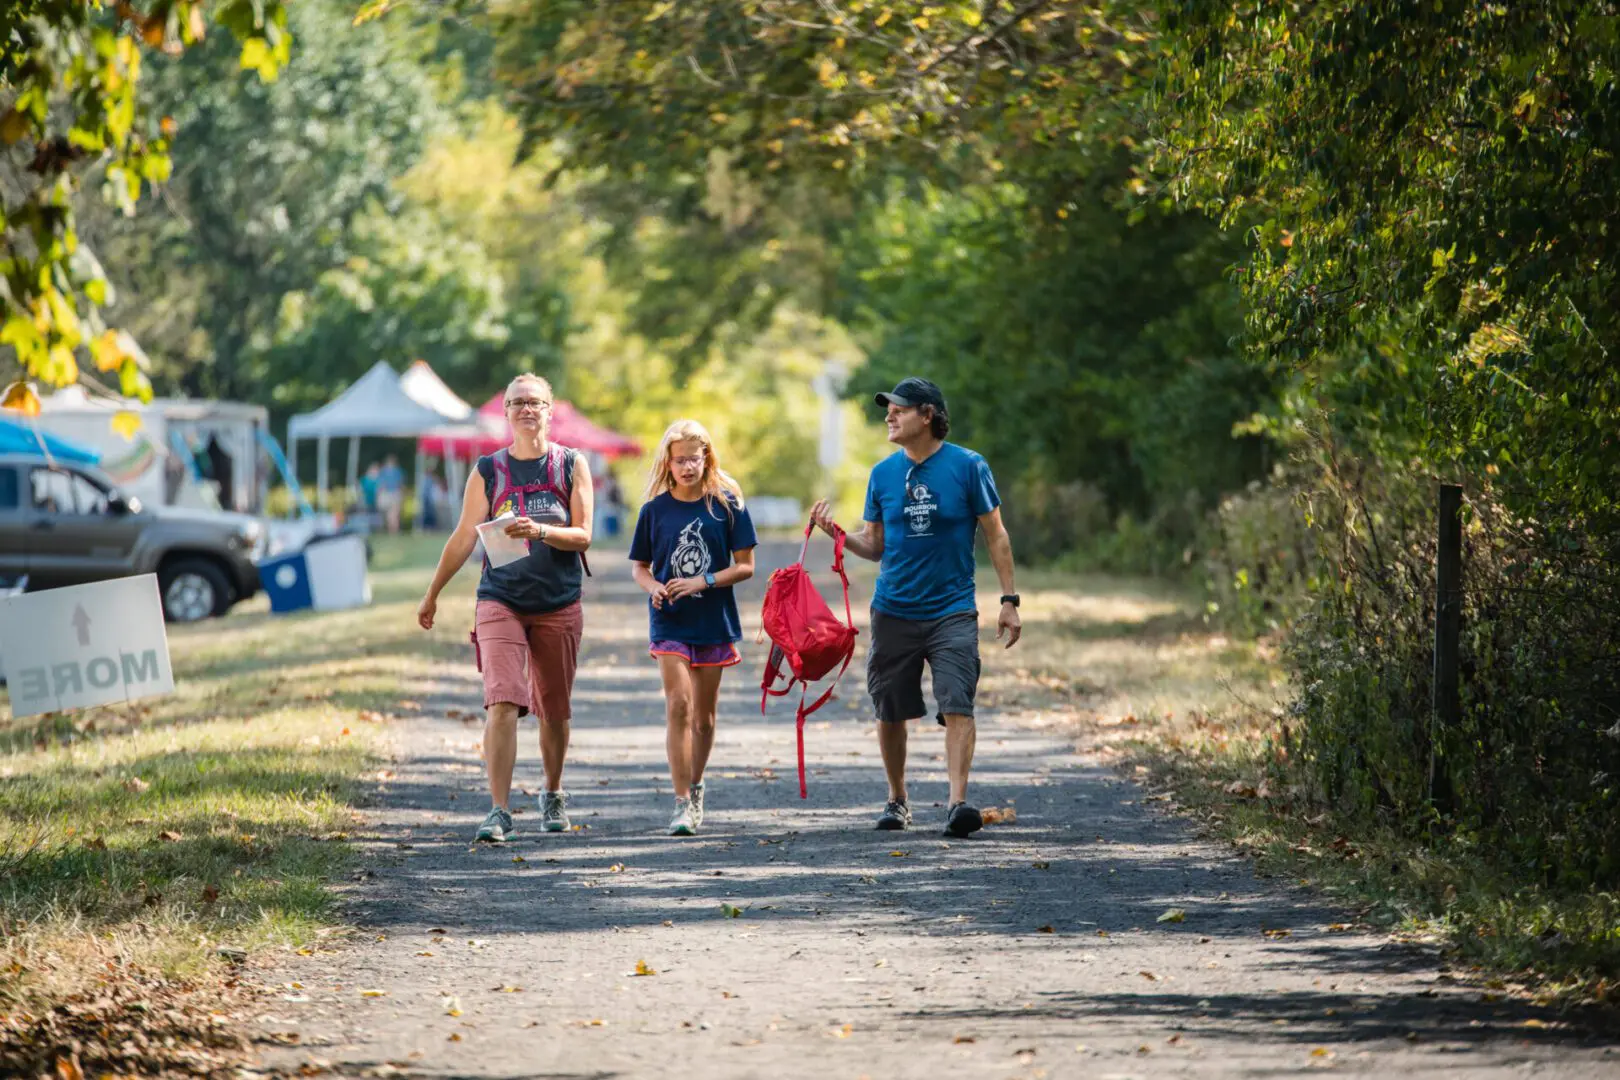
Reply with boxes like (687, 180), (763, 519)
(810, 377), (1022, 837)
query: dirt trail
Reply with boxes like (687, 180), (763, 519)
(249, 544), (1618, 1078)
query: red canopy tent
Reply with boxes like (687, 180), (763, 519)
(418, 395), (641, 459)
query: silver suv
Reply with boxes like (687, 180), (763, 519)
(0, 453), (263, 622)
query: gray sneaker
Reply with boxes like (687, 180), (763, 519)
(539, 790), (570, 833)
(475, 806), (514, 843)
(690, 780), (706, 828)
(875, 798), (911, 831)
(668, 797), (697, 836)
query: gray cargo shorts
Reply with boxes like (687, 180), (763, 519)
(866, 609), (981, 726)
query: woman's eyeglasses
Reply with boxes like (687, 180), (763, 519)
(506, 398), (551, 413)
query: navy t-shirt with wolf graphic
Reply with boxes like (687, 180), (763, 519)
(629, 491), (758, 645)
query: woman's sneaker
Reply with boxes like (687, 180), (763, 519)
(690, 781), (706, 828)
(475, 807), (514, 843)
(944, 802), (983, 838)
(668, 797), (697, 836)
(875, 798), (911, 831)
(539, 790), (571, 832)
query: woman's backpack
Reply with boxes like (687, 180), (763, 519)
(760, 522), (860, 797)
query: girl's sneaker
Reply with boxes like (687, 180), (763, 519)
(690, 781), (706, 828)
(668, 797), (697, 836)
(539, 790), (571, 832)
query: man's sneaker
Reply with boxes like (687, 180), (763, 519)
(944, 802), (983, 838)
(475, 807), (514, 843)
(875, 798), (912, 831)
(669, 797), (697, 837)
(690, 781), (706, 828)
(539, 790), (571, 833)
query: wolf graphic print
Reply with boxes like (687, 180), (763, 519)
(671, 517), (713, 579)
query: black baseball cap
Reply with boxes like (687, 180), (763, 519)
(874, 377), (947, 413)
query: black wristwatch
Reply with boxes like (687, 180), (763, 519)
(1000, 594), (1020, 608)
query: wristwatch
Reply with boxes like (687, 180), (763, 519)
(537, 523), (548, 541)
(1000, 594), (1021, 608)
(704, 572), (717, 589)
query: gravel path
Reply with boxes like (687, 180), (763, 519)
(250, 544), (1619, 1078)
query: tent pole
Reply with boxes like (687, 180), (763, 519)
(346, 434), (360, 503)
(316, 436), (329, 511)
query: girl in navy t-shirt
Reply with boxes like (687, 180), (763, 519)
(629, 419), (758, 836)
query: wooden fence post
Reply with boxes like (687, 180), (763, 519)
(1431, 483), (1463, 804)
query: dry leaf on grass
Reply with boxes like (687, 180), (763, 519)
(158, 831), (183, 842)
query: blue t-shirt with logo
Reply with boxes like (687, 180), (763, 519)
(864, 443), (1001, 621)
(629, 492), (758, 645)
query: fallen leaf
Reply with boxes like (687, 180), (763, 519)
(1037, 925), (1056, 934)
(360, 988), (388, 997)
(1032, 861), (1050, 870)
(442, 995), (463, 1017)
(1158, 908), (1186, 924)
(721, 903), (744, 918)
(416, 951), (435, 957)
(1262, 927), (1292, 939)
(159, 830), (183, 842)
(833, 1023), (853, 1038)
(1014, 1048), (1037, 1064)
(54, 1056), (84, 1080)
(447, 1033), (462, 1042)
(1095, 929), (1109, 938)
(953, 1035), (976, 1044)
(511, 856), (526, 864)
(494, 985), (523, 993)
(123, 777), (151, 793)
(1521, 1018), (1549, 1029)
(1311, 1047), (1334, 1058)
(633, 959), (656, 976)
(1224, 779), (1259, 798)
(200, 884), (220, 904)
(1139, 970), (1158, 981)
(609, 863), (625, 873)
(889, 850), (909, 858)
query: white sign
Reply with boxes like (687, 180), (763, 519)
(0, 574), (175, 719)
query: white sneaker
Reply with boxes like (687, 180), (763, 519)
(690, 780), (706, 828)
(668, 797), (697, 836)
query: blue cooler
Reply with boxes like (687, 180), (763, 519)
(258, 551), (315, 613)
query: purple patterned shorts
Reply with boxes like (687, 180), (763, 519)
(649, 641), (741, 668)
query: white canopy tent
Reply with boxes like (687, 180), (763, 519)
(287, 360), (472, 516)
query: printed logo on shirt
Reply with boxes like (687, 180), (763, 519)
(671, 518), (713, 577)
(525, 490), (564, 521)
(904, 481), (937, 537)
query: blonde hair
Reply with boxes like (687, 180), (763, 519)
(505, 373), (553, 403)
(644, 419), (745, 516)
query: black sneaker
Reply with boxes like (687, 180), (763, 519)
(944, 802), (983, 838)
(875, 798), (912, 831)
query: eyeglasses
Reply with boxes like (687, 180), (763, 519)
(672, 455), (705, 469)
(505, 398), (551, 413)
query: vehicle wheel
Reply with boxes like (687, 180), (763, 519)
(159, 559), (231, 623)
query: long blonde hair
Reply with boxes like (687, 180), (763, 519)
(644, 419), (745, 517)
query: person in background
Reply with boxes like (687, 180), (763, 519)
(360, 462), (381, 520)
(422, 467), (448, 530)
(377, 454), (405, 534)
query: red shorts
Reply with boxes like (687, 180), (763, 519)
(473, 599), (583, 721)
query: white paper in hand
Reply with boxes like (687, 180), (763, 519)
(476, 512), (530, 568)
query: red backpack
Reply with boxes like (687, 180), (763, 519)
(760, 522), (860, 797)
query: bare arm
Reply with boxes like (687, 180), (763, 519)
(809, 499), (884, 562)
(631, 560), (670, 609)
(418, 471), (488, 630)
(665, 544), (757, 600)
(978, 506), (1021, 648)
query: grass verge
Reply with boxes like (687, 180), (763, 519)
(985, 561), (1617, 1008)
(0, 534), (463, 1075)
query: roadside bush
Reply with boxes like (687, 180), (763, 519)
(1284, 449), (1620, 892)
(1203, 467), (1315, 636)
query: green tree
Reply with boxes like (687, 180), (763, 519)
(1, 0), (290, 405)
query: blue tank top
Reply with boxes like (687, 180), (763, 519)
(475, 449), (583, 614)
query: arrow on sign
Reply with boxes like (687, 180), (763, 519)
(72, 604), (91, 646)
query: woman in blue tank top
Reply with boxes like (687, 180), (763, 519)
(417, 373), (595, 844)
